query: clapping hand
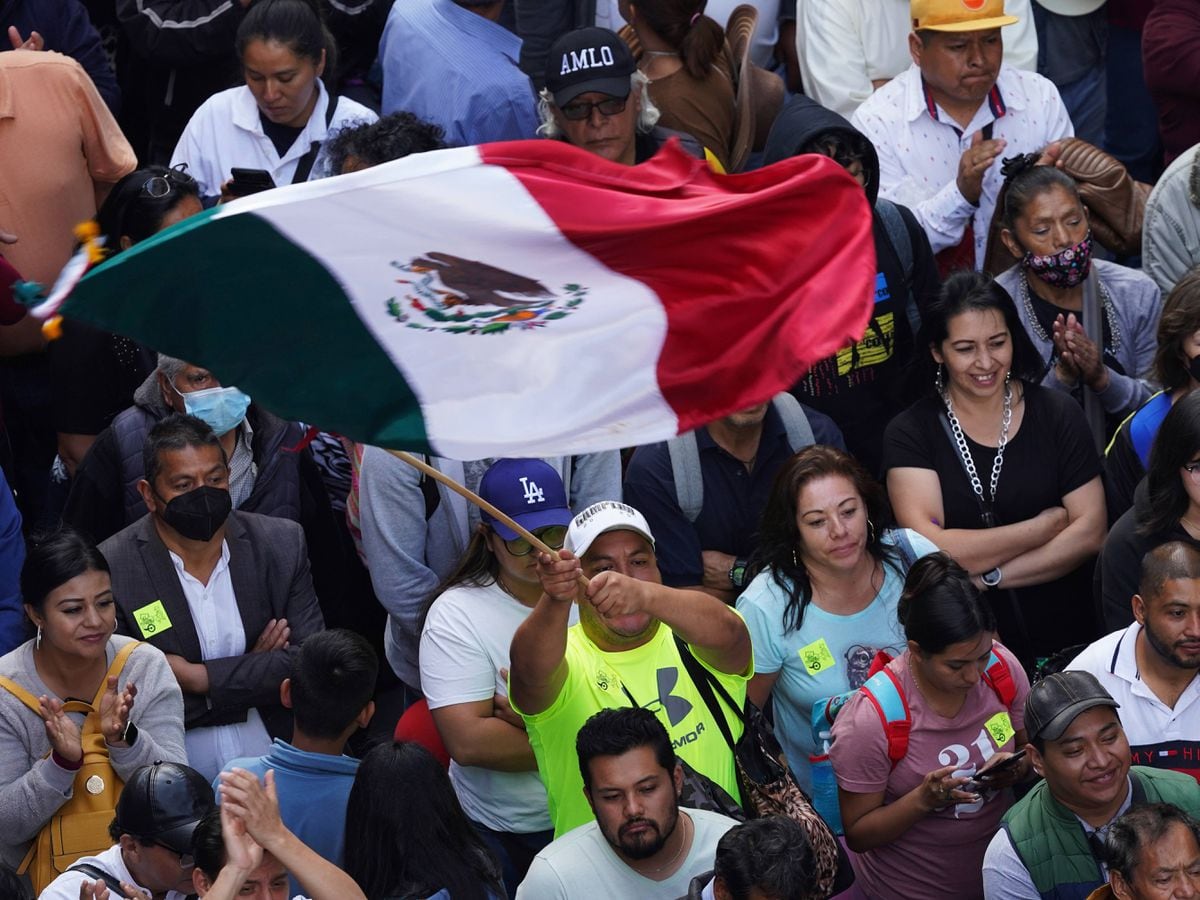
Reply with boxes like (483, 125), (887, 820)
(99, 676), (137, 748)
(39, 695), (82, 764)
(77, 878), (150, 899)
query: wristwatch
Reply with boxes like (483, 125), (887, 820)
(981, 567), (1003, 588)
(728, 558), (750, 589)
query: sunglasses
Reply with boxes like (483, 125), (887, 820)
(141, 164), (196, 199)
(503, 525), (568, 557)
(560, 96), (628, 121)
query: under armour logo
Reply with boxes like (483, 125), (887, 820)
(647, 667), (693, 726)
(519, 477), (544, 505)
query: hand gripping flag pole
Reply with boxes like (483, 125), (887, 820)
(388, 450), (590, 588)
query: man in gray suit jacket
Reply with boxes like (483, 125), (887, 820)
(101, 414), (325, 779)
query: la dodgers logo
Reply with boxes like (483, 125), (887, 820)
(519, 477), (545, 505)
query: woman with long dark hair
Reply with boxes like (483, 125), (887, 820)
(1099, 389), (1200, 631)
(0, 527), (185, 880)
(344, 741), (504, 900)
(884, 270), (1106, 669)
(171, 0), (375, 201)
(621, 0), (736, 170)
(829, 553), (1031, 899)
(1105, 267), (1200, 523)
(418, 459), (573, 896)
(735, 445), (937, 793)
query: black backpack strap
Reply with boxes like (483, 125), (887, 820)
(419, 454), (441, 521)
(673, 635), (741, 752)
(291, 89), (339, 185)
(68, 862), (126, 892)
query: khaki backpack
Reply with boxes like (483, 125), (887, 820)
(0, 640), (140, 895)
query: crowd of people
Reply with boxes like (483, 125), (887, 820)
(2, 0), (1200, 897)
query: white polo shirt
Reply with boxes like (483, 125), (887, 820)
(1068, 623), (1200, 782)
(852, 62), (1072, 268)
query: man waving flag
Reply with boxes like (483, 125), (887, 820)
(34, 139), (876, 458)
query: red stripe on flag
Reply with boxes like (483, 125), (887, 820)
(480, 140), (876, 434)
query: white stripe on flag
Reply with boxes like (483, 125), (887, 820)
(240, 147), (676, 458)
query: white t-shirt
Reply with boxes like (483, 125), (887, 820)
(39, 845), (191, 900)
(515, 808), (738, 899)
(420, 580), (576, 833)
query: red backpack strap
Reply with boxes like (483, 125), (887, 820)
(981, 647), (1017, 708)
(859, 667), (912, 767)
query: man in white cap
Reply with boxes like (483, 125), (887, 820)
(509, 500), (752, 838)
(851, 0), (1073, 273)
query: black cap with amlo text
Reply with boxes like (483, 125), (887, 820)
(545, 27), (636, 108)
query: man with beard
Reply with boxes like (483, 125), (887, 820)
(515, 707), (738, 898)
(1068, 542), (1200, 783)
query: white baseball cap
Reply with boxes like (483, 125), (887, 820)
(565, 501), (656, 558)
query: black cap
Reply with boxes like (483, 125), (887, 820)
(544, 27), (636, 107)
(113, 762), (215, 853)
(1025, 671), (1121, 743)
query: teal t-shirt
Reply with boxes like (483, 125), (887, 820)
(735, 528), (938, 790)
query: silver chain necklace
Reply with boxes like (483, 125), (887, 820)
(942, 379), (1013, 505)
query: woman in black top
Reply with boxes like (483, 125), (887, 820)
(1099, 390), (1200, 632)
(884, 271), (1107, 669)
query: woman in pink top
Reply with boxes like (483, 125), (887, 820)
(828, 553), (1033, 899)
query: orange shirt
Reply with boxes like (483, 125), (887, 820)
(0, 50), (135, 286)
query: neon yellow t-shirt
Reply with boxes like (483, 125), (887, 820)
(519, 621), (751, 837)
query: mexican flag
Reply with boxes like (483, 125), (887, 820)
(41, 140), (876, 458)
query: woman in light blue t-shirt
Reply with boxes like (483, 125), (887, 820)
(736, 445), (937, 791)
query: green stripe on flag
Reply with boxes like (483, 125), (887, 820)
(62, 209), (432, 452)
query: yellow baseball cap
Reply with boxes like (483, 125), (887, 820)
(911, 0), (1019, 31)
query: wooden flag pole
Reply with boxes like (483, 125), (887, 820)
(388, 450), (562, 559)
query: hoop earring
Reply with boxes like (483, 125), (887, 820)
(35, 624), (42, 651)
(867, 518), (876, 544)
(934, 364), (945, 395)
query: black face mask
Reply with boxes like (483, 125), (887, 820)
(157, 485), (231, 542)
(1188, 353), (1200, 384)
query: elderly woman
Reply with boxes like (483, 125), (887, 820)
(736, 445), (937, 793)
(0, 527), (185, 877)
(1105, 267), (1200, 524)
(884, 271), (1107, 670)
(995, 156), (1161, 448)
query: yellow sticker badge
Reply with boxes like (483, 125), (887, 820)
(131, 601), (173, 638)
(798, 638), (836, 675)
(985, 711), (1016, 747)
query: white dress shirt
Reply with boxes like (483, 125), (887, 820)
(852, 63), (1073, 268)
(799, 0), (1038, 118)
(169, 540), (272, 780)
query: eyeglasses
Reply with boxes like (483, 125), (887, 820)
(141, 164), (196, 199)
(503, 525), (568, 557)
(144, 840), (194, 869)
(559, 96), (628, 121)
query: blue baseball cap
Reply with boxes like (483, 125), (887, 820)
(479, 459), (572, 540)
